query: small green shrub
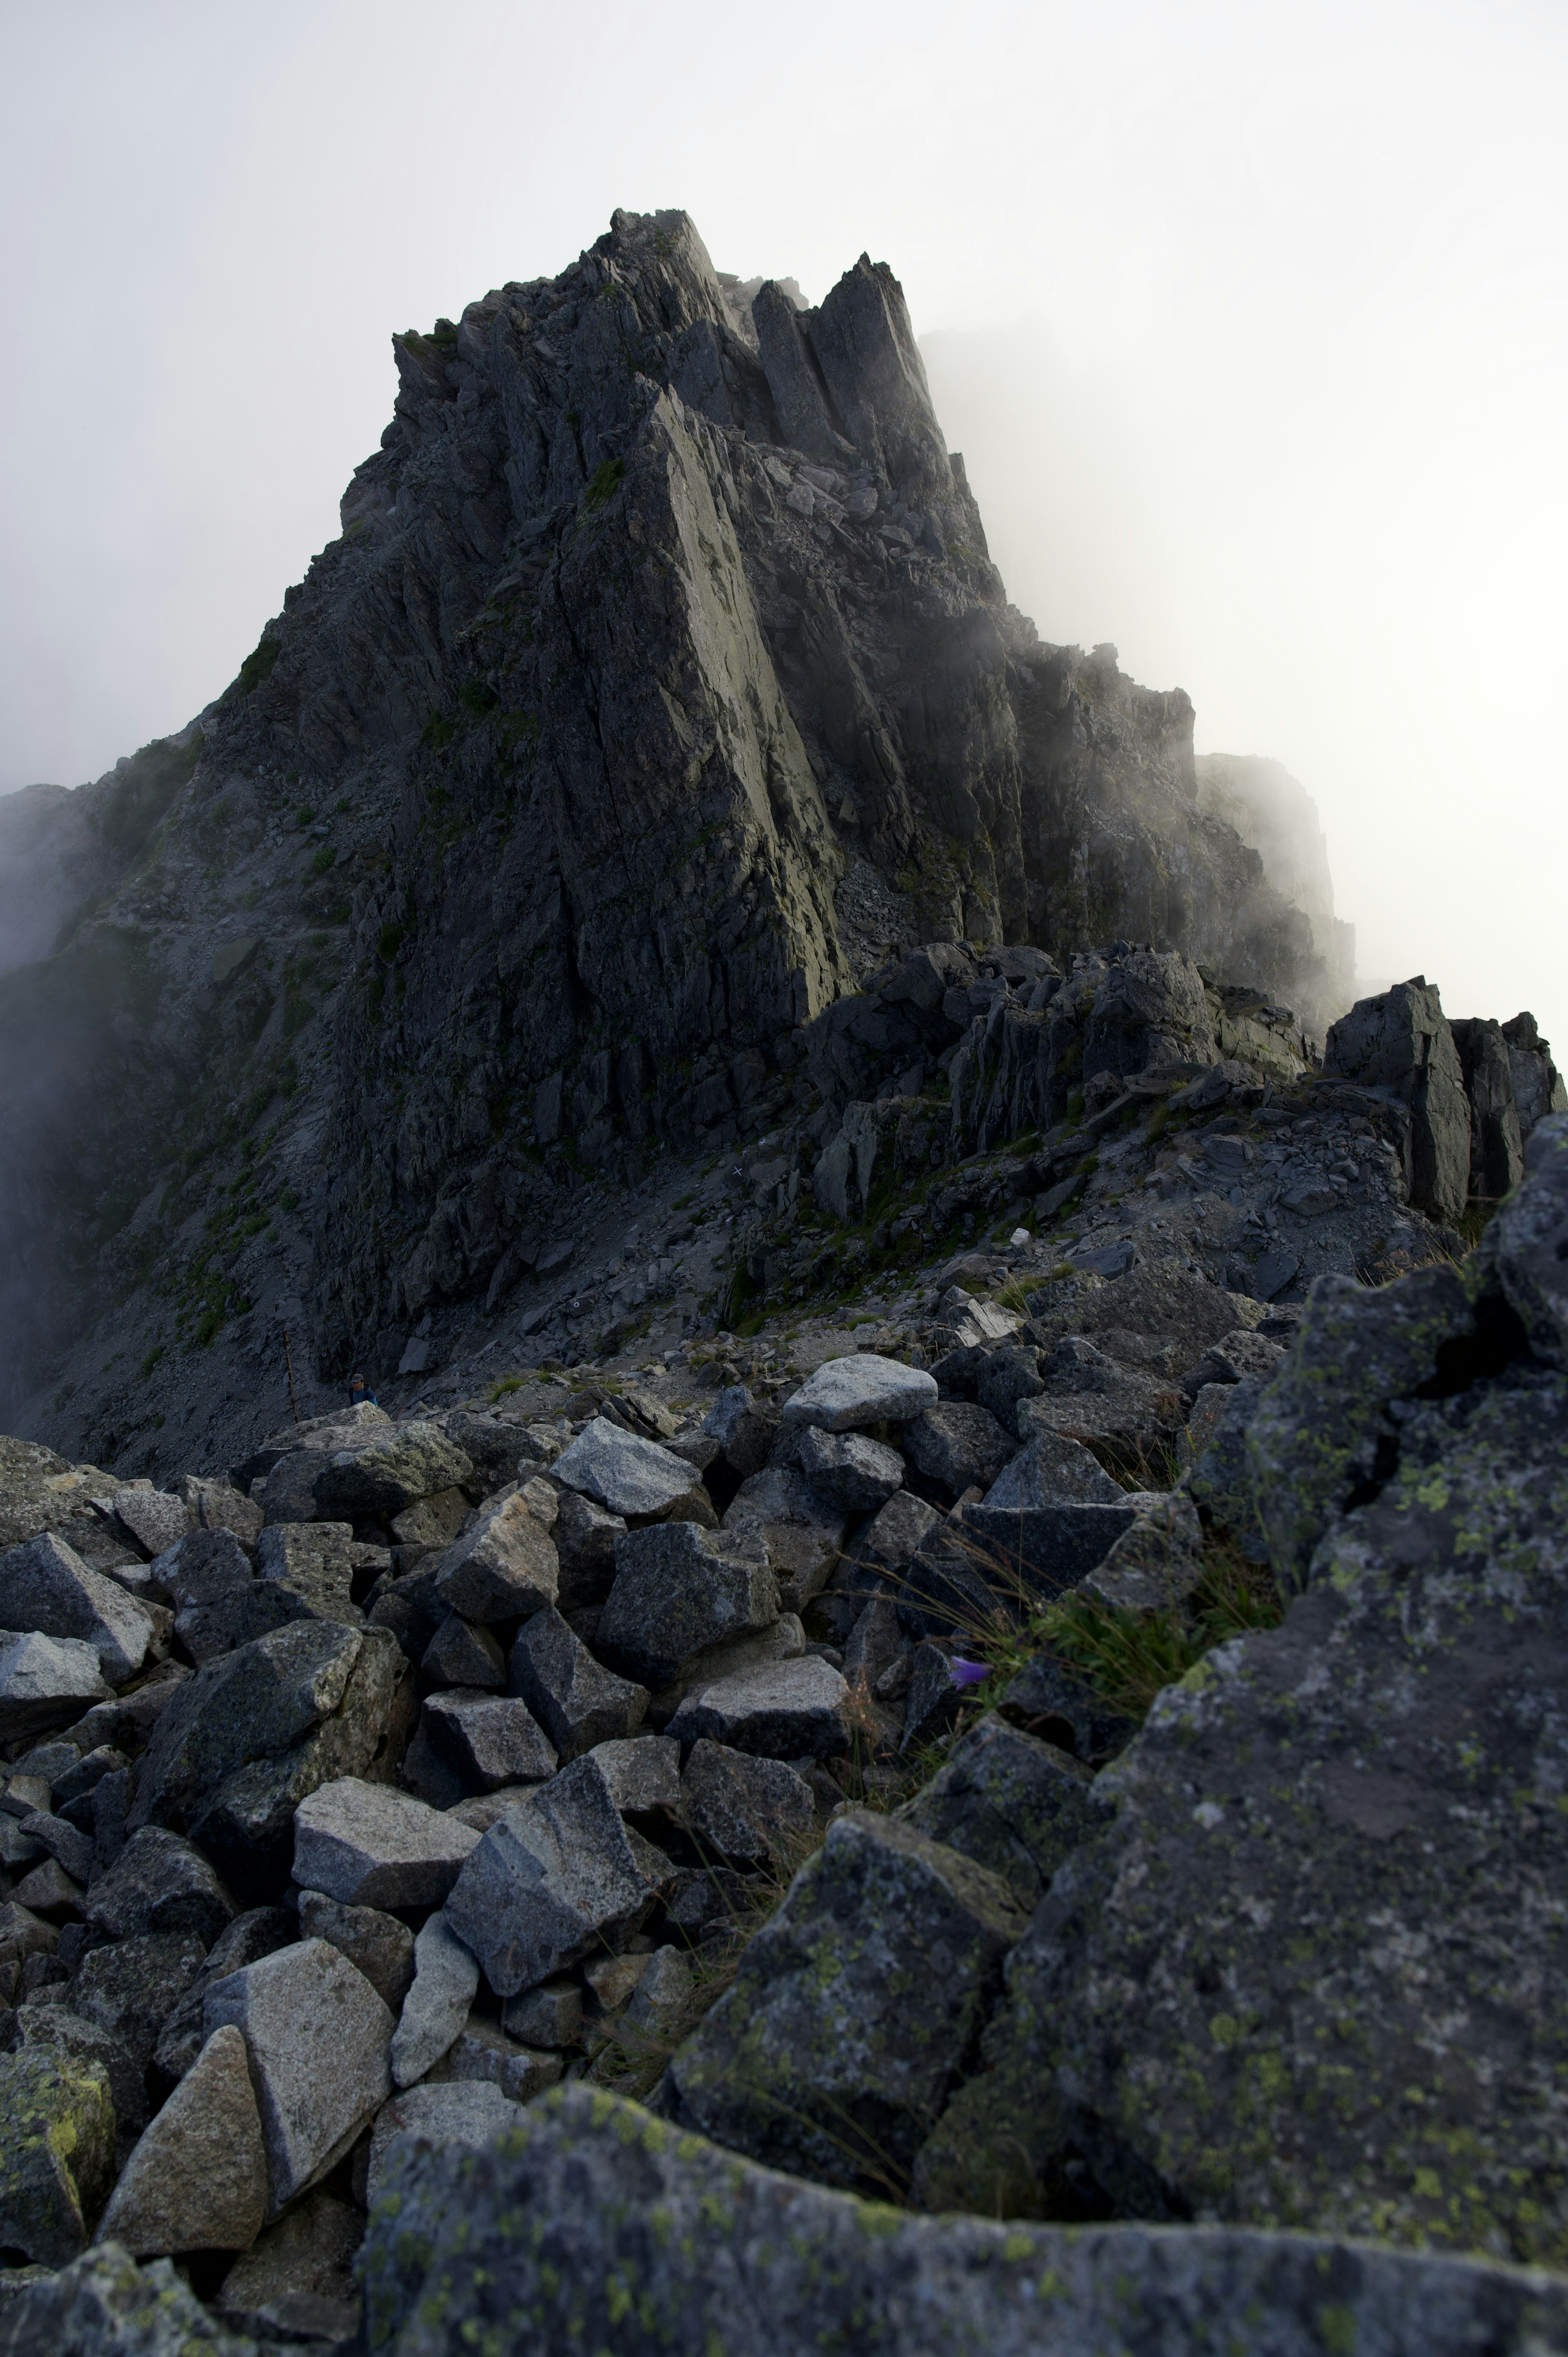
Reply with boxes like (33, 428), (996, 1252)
(310, 846), (336, 875)
(583, 457), (626, 512)
(457, 678), (499, 716)
(233, 633), (281, 697)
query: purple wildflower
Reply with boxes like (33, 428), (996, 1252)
(949, 1657), (990, 1690)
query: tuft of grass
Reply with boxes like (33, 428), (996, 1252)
(582, 457), (626, 512)
(486, 1372), (526, 1402)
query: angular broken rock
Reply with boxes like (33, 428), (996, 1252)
(421, 1611), (506, 1690)
(84, 1824), (236, 1945)
(902, 1403), (1017, 1498)
(667, 1655), (853, 1761)
(129, 1618), (405, 1896)
(860, 1487), (941, 1572)
(73, 1929), (208, 2069)
(583, 1733), (681, 1815)
(97, 2024), (267, 2256)
(443, 1755), (657, 1995)
(550, 1490), (627, 1612)
(11, 2005), (147, 2167)
(681, 1737), (816, 1864)
(596, 1521), (779, 1690)
(0, 2046), (116, 2266)
(434, 1493), (559, 1624)
(11, 1853), (84, 1919)
(151, 1904), (295, 2082)
(254, 1521), (357, 1621)
(293, 1776), (481, 1909)
(510, 1606), (648, 1761)
(795, 1426), (905, 1512)
(109, 1487), (191, 1560)
(897, 1710), (1099, 1909)
(552, 1418), (712, 1521)
(366, 2078), (522, 2207)
(204, 1935), (393, 2214)
(297, 1889), (416, 2011)
(1487, 1110), (1568, 1368)
(425, 2009), (566, 2103)
(421, 1690), (558, 1791)
(501, 1977), (583, 2048)
(666, 1810), (1027, 2192)
(780, 1354), (938, 1432)
(390, 1910), (482, 2089)
(0, 1532), (152, 1684)
(981, 1428), (1124, 1510)
(720, 1468), (847, 1614)
(314, 1420), (475, 1517)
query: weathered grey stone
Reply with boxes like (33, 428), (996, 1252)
(1488, 1111), (1568, 1369)
(129, 1618), (405, 1896)
(293, 1775), (480, 1909)
(0, 1532), (152, 1683)
(780, 1354), (938, 1432)
(973, 1344), (1047, 1436)
(997, 1649), (1138, 1767)
(154, 1524), (254, 1600)
(10, 2006), (146, 2166)
(552, 1418), (713, 1522)
(720, 1467), (847, 1614)
(151, 1905), (295, 2081)
(204, 1935), (393, 2213)
(84, 1824), (236, 1945)
(443, 1755), (658, 1995)
(584, 1733), (681, 1815)
(1504, 1010), (1568, 1138)
(897, 1711), (1098, 1908)
(421, 1611), (506, 1689)
(981, 1426), (1124, 1509)
(297, 1889), (416, 2011)
(795, 1426), (904, 1512)
(254, 1520), (357, 1621)
(98, 2024), (268, 2256)
(16, 1807), (92, 1886)
(620, 1943), (697, 2043)
(959, 1364), (1568, 2258)
(1179, 1374), (1269, 1557)
(424, 2009), (566, 2103)
(1246, 1261), (1477, 1591)
(666, 1810), (1026, 2190)
(360, 2081), (1568, 2357)
(667, 1655), (852, 1760)
(390, 1911), (481, 2088)
(501, 1978), (584, 2049)
(421, 1690), (558, 1791)
(366, 2078), (522, 2207)
(699, 1385), (778, 1478)
(314, 1420), (474, 1517)
(902, 1403), (1016, 1498)
(681, 1737), (816, 1864)
(109, 1488), (190, 1560)
(0, 2244), (265, 2357)
(74, 1930), (208, 2068)
(1082, 1489), (1207, 1613)
(902, 1501), (1138, 1632)
(177, 1474), (264, 1547)
(859, 1487), (940, 1571)
(550, 1489), (627, 1612)
(651, 1613), (807, 1721)
(1324, 977), (1470, 1222)
(433, 1492), (559, 1623)
(1183, 1325), (1286, 1390)
(11, 1851), (82, 1918)
(175, 1580), (300, 1666)
(217, 2183), (363, 2329)
(390, 1486), (471, 1552)
(0, 2047), (115, 2265)
(597, 1521), (779, 1690)
(1452, 1017), (1527, 1200)
(510, 1605), (648, 1761)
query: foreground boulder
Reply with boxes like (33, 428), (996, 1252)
(356, 2083), (1568, 2357)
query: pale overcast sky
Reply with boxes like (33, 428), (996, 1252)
(2, 0), (1564, 1040)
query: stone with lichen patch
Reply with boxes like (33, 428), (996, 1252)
(0, 2047), (116, 2266)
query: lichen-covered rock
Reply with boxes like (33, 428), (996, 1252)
(719, 1467), (847, 1614)
(960, 1361), (1568, 2261)
(0, 1531), (154, 1683)
(432, 1492), (559, 1623)
(597, 1521), (779, 1690)
(665, 1809), (1027, 2192)
(0, 2046), (115, 2265)
(896, 1710), (1100, 1908)
(1488, 1111), (1568, 1368)
(1325, 977), (1470, 1222)
(360, 2083), (1568, 2357)
(313, 1420), (475, 1516)
(1245, 1260), (1479, 1591)
(0, 2243), (261, 2357)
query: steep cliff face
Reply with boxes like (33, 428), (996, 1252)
(1195, 752), (1356, 1031)
(0, 209), (1345, 1467)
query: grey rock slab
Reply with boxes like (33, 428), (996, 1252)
(151, 1904), (295, 2082)
(254, 1521), (357, 1622)
(0, 2244), (265, 2357)
(974, 1343), (1046, 1435)
(596, 1521), (779, 1690)
(779, 1353), (938, 1432)
(74, 1929), (208, 2068)
(297, 1889), (416, 2011)
(390, 1911), (481, 2089)
(935, 1501), (1140, 1615)
(152, 1528), (254, 1606)
(15, 1808), (93, 1886)
(421, 1611), (506, 1689)
(795, 1426), (904, 1512)
(443, 1754), (659, 1996)
(433, 1492), (559, 1623)
(552, 1417), (711, 1520)
(11, 2006), (147, 2166)
(621, 1942), (697, 2042)
(720, 1467), (848, 1614)
(175, 1581), (300, 1667)
(0, 1532), (152, 1683)
(292, 1775), (481, 1908)
(366, 2078), (522, 2207)
(1184, 1326), (1287, 1390)
(1325, 976), (1470, 1222)
(313, 1420), (474, 1516)
(680, 1736), (816, 1864)
(359, 2081), (1568, 2357)
(501, 1978), (583, 2048)
(1488, 1110), (1568, 1368)
(859, 1487), (941, 1572)
(392, 1486), (471, 1551)
(421, 1690), (558, 1791)
(1083, 1490), (1207, 1614)
(12, 1852), (84, 1917)
(550, 1489), (627, 1612)
(982, 1427), (1124, 1509)
(896, 1710), (1099, 1909)
(98, 2023), (268, 2256)
(424, 2010), (566, 2104)
(109, 1488), (191, 1560)
(510, 1605), (648, 1761)
(902, 1402), (1017, 1498)
(84, 1824), (236, 1945)
(0, 2045), (115, 2266)
(129, 1617), (405, 1898)
(217, 2183), (363, 2330)
(666, 1808), (1027, 2192)
(584, 1733), (681, 1815)
(666, 1655), (852, 1761)
(203, 1934), (393, 2214)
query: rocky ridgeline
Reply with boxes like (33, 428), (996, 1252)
(1, 205), (1353, 1473)
(1, 1025), (1568, 2350)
